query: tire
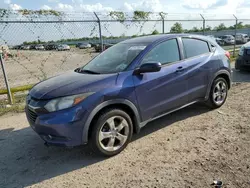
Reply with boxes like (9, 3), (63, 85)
(205, 77), (228, 109)
(89, 108), (133, 157)
(235, 61), (240, 71)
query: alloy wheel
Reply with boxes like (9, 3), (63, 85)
(98, 116), (129, 152)
(213, 80), (227, 105)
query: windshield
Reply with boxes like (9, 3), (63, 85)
(81, 43), (147, 74)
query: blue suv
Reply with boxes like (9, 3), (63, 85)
(26, 34), (232, 156)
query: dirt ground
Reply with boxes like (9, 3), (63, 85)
(1, 49), (98, 88)
(0, 69), (250, 187)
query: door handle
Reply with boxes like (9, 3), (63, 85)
(175, 66), (185, 73)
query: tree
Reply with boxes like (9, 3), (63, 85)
(170, 22), (183, 33)
(215, 23), (227, 31)
(235, 21), (244, 29)
(151, 29), (160, 35)
(191, 26), (200, 32)
(205, 25), (212, 31)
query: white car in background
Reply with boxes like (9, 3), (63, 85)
(220, 35), (235, 45)
(235, 33), (249, 44)
(79, 43), (91, 49)
(57, 44), (70, 51)
(35, 44), (45, 50)
(207, 35), (225, 46)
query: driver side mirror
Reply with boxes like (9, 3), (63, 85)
(133, 62), (162, 75)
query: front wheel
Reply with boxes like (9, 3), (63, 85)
(205, 77), (228, 109)
(90, 108), (133, 156)
(235, 61), (241, 71)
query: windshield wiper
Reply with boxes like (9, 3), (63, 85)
(78, 69), (100, 74)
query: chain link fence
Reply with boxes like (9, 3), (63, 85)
(0, 10), (249, 105)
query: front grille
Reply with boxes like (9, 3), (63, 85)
(27, 108), (38, 124)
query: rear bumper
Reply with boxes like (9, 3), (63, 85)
(25, 106), (89, 147)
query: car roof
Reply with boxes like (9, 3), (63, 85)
(121, 34), (212, 44)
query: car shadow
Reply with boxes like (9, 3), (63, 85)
(232, 68), (250, 83)
(0, 103), (210, 187)
(132, 104), (210, 141)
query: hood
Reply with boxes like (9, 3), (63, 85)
(29, 71), (117, 100)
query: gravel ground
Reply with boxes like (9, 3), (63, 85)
(1, 49), (97, 88)
(1, 74), (250, 187)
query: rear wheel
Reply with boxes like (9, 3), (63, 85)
(90, 108), (133, 156)
(206, 77), (228, 109)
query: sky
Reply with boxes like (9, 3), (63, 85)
(1, 0), (250, 45)
(0, 0), (250, 16)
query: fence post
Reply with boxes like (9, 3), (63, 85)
(200, 14), (205, 35)
(160, 14), (165, 34)
(233, 14), (238, 57)
(0, 54), (13, 104)
(94, 12), (103, 52)
(162, 19), (165, 34)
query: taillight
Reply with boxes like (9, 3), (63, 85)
(225, 51), (230, 59)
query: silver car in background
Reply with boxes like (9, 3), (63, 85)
(35, 44), (45, 50)
(207, 35), (225, 46)
(57, 44), (70, 51)
(220, 35), (235, 45)
(236, 33), (249, 44)
(79, 43), (91, 49)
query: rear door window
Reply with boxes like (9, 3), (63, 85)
(182, 38), (210, 58)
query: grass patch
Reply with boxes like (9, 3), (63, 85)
(0, 84), (33, 95)
(0, 104), (25, 116)
(0, 93), (26, 116)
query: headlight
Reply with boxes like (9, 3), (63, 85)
(44, 93), (94, 112)
(239, 46), (245, 56)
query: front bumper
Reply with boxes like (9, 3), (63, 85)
(25, 106), (88, 147)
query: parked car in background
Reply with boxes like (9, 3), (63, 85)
(45, 43), (58, 50)
(76, 43), (82, 48)
(76, 43), (91, 48)
(35, 44), (45, 50)
(22, 45), (31, 50)
(220, 35), (235, 45)
(235, 33), (249, 44)
(19, 45), (25, 50)
(207, 35), (225, 46)
(79, 43), (91, 49)
(90, 43), (97, 48)
(57, 44), (70, 51)
(95, 43), (113, 52)
(236, 42), (250, 70)
(215, 38), (225, 46)
(29, 45), (37, 50)
(13, 45), (22, 50)
(26, 34), (231, 156)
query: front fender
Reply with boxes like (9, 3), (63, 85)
(81, 99), (141, 144)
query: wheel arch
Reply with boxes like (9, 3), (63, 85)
(205, 69), (231, 100)
(82, 99), (141, 144)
